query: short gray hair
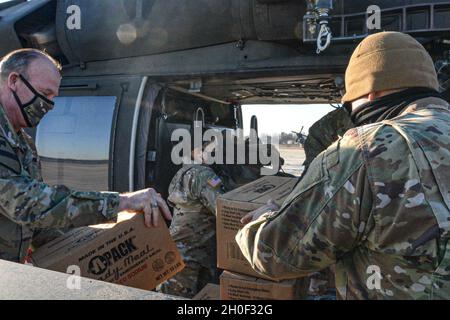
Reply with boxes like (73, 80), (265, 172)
(0, 48), (61, 82)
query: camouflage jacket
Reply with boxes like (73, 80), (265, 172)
(303, 107), (354, 169)
(237, 97), (450, 300)
(167, 164), (228, 276)
(167, 165), (225, 247)
(168, 163), (263, 264)
(0, 104), (120, 263)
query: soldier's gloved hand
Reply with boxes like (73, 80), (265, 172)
(118, 188), (172, 228)
(240, 199), (279, 226)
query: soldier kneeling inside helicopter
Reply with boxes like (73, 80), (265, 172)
(159, 130), (285, 298)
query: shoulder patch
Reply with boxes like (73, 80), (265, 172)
(0, 136), (21, 174)
(207, 175), (222, 188)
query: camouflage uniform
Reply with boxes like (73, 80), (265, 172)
(160, 163), (263, 298)
(237, 97), (450, 300)
(300, 107), (354, 298)
(303, 107), (354, 169)
(0, 104), (120, 263)
(159, 164), (226, 298)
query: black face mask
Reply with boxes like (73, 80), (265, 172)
(349, 87), (444, 127)
(12, 74), (54, 128)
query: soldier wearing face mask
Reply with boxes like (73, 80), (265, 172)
(0, 49), (172, 264)
(10, 73), (55, 128)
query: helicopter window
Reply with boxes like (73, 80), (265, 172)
(381, 12), (402, 31)
(209, 103), (236, 128)
(35, 96), (117, 191)
(406, 9), (429, 30)
(435, 6), (450, 29)
(345, 17), (365, 37)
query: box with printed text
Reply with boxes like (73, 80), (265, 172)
(216, 176), (297, 279)
(32, 212), (185, 291)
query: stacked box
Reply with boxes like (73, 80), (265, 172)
(193, 283), (221, 300)
(217, 176), (308, 300)
(216, 175), (297, 279)
(220, 271), (308, 300)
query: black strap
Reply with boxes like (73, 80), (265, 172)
(12, 90), (34, 127)
(19, 74), (54, 105)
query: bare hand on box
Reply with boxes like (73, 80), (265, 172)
(118, 188), (172, 228)
(240, 199), (280, 226)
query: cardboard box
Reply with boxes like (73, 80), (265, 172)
(216, 176), (297, 278)
(220, 271), (307, 300)
(192, 283), (221, 300)
(32, 212), (185, 291)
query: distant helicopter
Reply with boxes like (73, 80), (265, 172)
(292, 126), (308, 147)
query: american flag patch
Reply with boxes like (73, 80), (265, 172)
(207, 176), (222, 188)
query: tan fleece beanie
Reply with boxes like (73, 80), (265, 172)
(342, 31), (439, 102)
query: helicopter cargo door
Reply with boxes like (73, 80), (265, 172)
(33, 76), (146, 193)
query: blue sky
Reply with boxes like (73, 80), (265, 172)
(242, 104), (335, 136)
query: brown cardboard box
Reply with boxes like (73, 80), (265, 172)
(216, 176), (297, 279)
(192, 283), (221, 300)
(220, 271), (307, 300)
(32, 212), (185, 291)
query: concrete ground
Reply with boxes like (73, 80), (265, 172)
(0, 259), (184, 300)
(278, 145), (305, 177)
